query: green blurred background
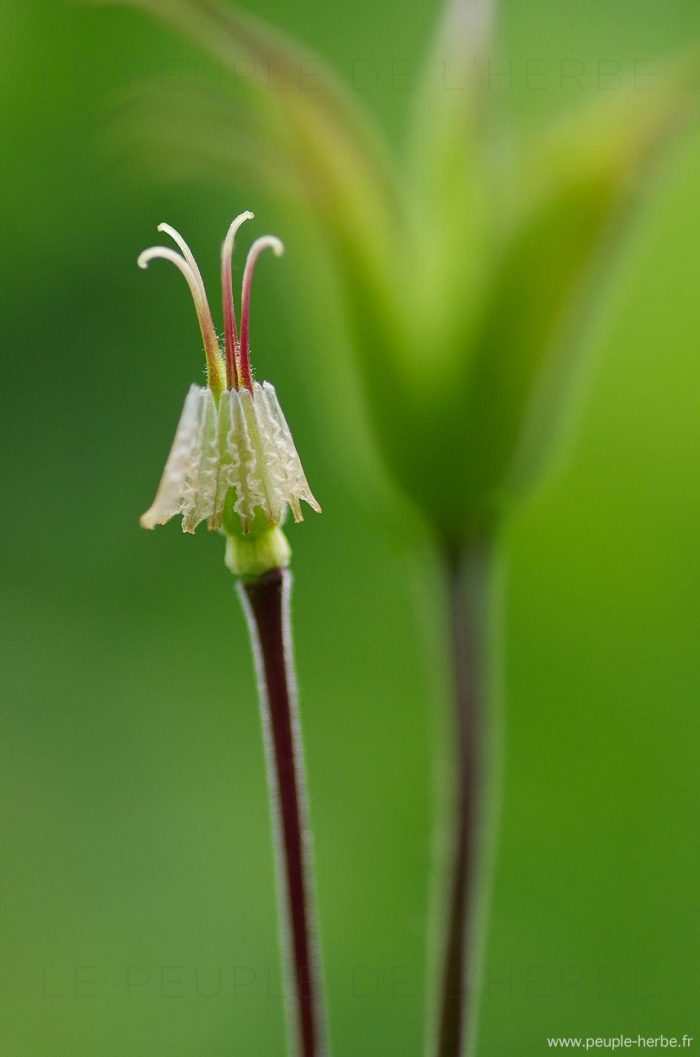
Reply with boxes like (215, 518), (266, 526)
(2, 1), (700, 1055)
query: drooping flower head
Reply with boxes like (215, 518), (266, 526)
(138, 213), (320, 540)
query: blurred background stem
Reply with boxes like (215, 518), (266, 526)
(436, 541), (495, 1057)
(239, 568), (327, 1057)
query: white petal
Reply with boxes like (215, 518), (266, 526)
(180, 388), (218, 533)
(259, 382), (321, 519)
(140, 386), (217, 533)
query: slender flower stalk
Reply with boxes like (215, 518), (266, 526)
(240, 568), (326, 1057)
(435, 542), (494, 1057)
(137, 215), (325, 1057)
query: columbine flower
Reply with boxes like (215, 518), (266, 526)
(138, 212), (320, 537)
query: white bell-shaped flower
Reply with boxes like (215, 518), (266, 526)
(138, 214), (320, 535)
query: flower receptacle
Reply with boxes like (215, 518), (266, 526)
(224, 525), (292, 578)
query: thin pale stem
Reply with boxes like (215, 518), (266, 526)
(435, 541), (493, 1057)
(137, 242), (225, 393)
(221, 211), (254, 389)
(222, 254), (239, 391)
(239, 568), (327, 1057)
(239, 236), (284, 391)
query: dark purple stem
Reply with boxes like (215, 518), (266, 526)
(240, 568), (326, 1057)
(436, 542), (492, 1057)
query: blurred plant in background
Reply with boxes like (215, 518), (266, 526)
(91, 0), (699, 1054)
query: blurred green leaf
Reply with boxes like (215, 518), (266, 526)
(108, 82), (306, 201)
(405, 0), (498, 356)
(93, 0), (398, 287)
(367, 54), (700, 545)
(459, 56), (700, 528)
